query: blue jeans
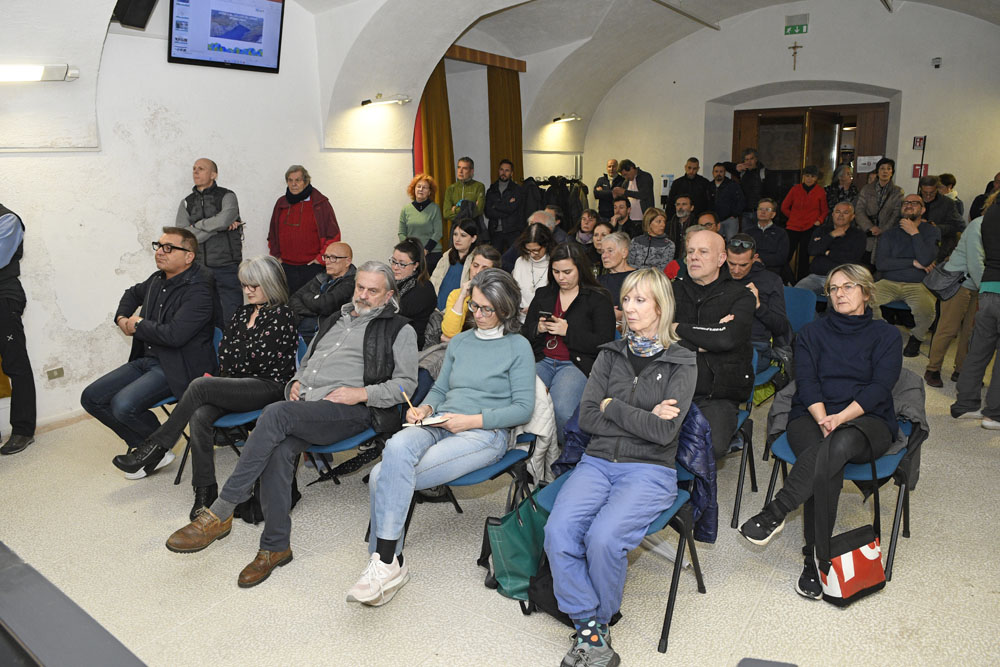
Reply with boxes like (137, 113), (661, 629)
(368, 424), (508, 555)
(536, 357), (588, 444)
(80, 357), (173, 448)
(211, 263), (243, 324)
(544, 455), (677, 624)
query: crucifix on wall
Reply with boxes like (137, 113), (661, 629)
(788, 41), (803, 70)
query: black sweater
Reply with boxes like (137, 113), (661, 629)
(807, 224), (866, 276)
(523, 284), (616, 376)
(982, 204), (1000, 284)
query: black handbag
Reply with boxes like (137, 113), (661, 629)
(922, 264), (966, 301)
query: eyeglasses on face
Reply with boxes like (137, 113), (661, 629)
(468, 300), (496, 316)
(152, 241), (192, 254)
(826, 282), (860, 296)
(389, 258), (417, 268)
(241, 283), (260, 291)
(728, 239), (756, 251)
(322, 254), (349, 262)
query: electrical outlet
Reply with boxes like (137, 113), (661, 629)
(46, 367), (64, 380)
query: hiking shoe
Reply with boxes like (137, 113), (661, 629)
(190, 483), (219, 522)
(903, 335), (922, 358)
(950, 406), (983, 420)
(560, 642), (620, 667)
(114, 440), (175, 479)
(739, 506), (785, 546)
(0, 434), (34, 455)
(923, 370), (943, 388)
(983, 418), (1000, 431)
(346, 553), (409, 606)
(796, 558), (823, 599)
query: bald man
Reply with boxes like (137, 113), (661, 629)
(671, 230), (755, 459)
(176, 158), (243, 322)
(289, 241), (356, 341)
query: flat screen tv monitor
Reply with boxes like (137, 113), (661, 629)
(168, 0), (285, 74)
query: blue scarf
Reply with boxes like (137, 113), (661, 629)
(625, 330), (664, 357)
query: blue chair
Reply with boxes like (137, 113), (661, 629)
(763, 420), (916, 580)
(730, 349), (760, 529)
(305, 427), (382, 485)
(526, 462), (706, 654)
(783, 286), (817, 334)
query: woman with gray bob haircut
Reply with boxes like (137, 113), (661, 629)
(348, 269), (536, 607)
(112, 256), (299, 521)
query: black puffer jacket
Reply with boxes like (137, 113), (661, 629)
(672, 273), (755, 402)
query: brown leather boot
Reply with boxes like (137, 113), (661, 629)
(165, 508), (233, 553)
(238, 548), (293, 588)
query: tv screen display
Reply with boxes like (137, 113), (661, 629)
(168, 0), (285, 74)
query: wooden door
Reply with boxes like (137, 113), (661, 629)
(803, 109), (841, 186)
(732, 111), (759, 162)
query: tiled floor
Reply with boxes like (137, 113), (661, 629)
(0, 350), (997, 666)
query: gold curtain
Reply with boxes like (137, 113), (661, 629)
(417, 60), (455, 247)
(487, 66), (523, 182)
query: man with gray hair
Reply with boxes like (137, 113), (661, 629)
(165, 261), (418, 588)
(176, 158), (244, 322)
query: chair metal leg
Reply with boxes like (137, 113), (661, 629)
(732, 441), (751, 529)
(747, 439), (758, 493)
(440, 486), (463, 514)
(762, 438), (772, 462)
(401, 495), (418, 538)
(902, 485), (911, 538)
(678, 511), (706, 594)
(764, 460), (781, 505)
(657, 530), (688, 654)
(885, 483), (907, 582)
(173, 439), (192, 485)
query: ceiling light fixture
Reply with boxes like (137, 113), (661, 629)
(552, 113), (581, 123)
(360, 93), (411, 107)
(0, 64), (79, 83)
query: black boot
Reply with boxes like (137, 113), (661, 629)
(190, 483), (219, 521)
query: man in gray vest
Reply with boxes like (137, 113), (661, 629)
(0, 202), (36, 455)
(164, 261), (417, 588)
(176, 158), (243, 321)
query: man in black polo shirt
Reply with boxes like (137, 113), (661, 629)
(671, 230), (755, 458)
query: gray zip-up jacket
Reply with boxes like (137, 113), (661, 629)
(580, 339), (697, 468)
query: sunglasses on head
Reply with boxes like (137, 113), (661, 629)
(728, 239), (756, 251)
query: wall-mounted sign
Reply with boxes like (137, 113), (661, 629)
(912, 164), (929, 178)
(784, 14), (809, 34)
(912, 136), (926, 150)
(857, 155), (882, 173)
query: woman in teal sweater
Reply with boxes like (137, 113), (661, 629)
(348, 269), (536, 606)
(399, 173), (444, 274)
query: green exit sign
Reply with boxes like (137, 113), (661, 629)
(784, 24), (808, 34)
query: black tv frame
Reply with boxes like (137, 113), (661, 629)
(167, 0), (285, 74)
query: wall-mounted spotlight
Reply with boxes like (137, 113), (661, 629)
(0, 64), (79, 83)
(552, 113), (581, 123)
(360, 93), (412, 107)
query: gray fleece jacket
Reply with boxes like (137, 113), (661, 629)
(580, 339), (697, 468)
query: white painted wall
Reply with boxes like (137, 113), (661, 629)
(1, 1), (410, 428)
(581, 0), (1000, 200)
(444, 61), (490, 178)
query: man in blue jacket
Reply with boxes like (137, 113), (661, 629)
(726, 234), (790, 372)
(872, 194), (942, 357)
(82, 227), (218, 478)
(709, 162), (745, 240)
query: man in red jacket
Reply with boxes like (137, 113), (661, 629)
(267, 165), (341, 295)
(781, 165), (829, 282)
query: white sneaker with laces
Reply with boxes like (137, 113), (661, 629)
(982, 418), (1000, 431)
(346, 552), (409, 606)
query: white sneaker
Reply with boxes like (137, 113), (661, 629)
(346, 553), (409, 606)
(954, 410), (984, 420)
(982, 418), (1000, 431)
(124, 449), (175, 480)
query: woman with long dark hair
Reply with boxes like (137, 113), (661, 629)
(524, 243), (616, 442)
(390, 237), (437, 350)
(429, 217), (479, 310)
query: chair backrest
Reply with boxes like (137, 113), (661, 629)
(783, 286), (817, 333)
(296, 336), (308, 367)
(213, 327), (223, 366)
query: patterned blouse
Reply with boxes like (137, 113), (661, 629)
(218, 304), (298, 384)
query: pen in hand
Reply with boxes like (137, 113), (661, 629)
(399, 385), (421, 426)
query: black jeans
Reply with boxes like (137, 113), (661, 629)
(281, 263), (325, 297)
(786, 229), (812, 283)
(694, 397), (740, 460)
(218, 400), (371, 551)
(774, 415), (892, 550)
(148, 376), (284, 487)
(0, 298), (35, 436)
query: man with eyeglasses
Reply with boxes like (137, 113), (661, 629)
(795, 202), (866, 296)
(726, 234), (789, 373)
(746, 198), (790, 282)
(81, 227), (217, 476)
(871, 195), (942, 357)
(165, 261), (417, 588)
(289, 241), (356, 341)
(176, 158), (243, 323)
